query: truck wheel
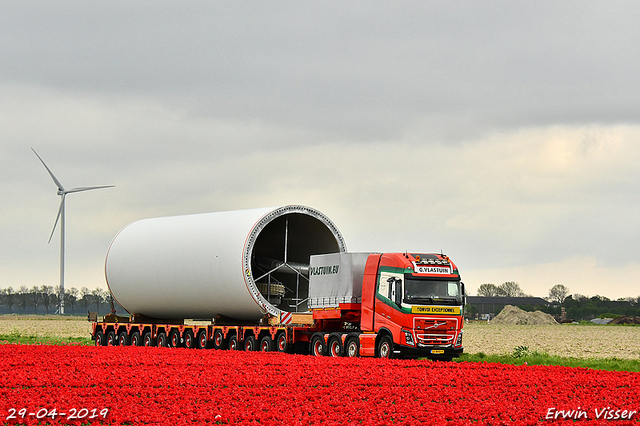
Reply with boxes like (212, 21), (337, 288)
(157, 332), (169, 347)
(260, 335), (274, 352)
(345, 337), (359, 357)
(228, 335), (239, 351)
(244, 335), (258, 351)
(184, 330), (196, 349)
(142, 331), (155, 347)
(213, 329), (226, 350)
(94, 330), (105, 346)
(376, 335), (393, 359)
(169, 329), (183, 347)
(310, 333), (325, 356)
(130, 331), (142, 346)
(106, 331), (117, 346)
(327, 335), (342, 357)
(275, 332), (289, 353)
(197, 330), (208, 349)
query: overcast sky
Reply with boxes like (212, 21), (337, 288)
(2, 2), (639, 301)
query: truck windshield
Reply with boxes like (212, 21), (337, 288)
(404, 277), (461, 305)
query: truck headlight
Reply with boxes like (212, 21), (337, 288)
(455, 330), (463, 347)
(403, 330), (415, 346)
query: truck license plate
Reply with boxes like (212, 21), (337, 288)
(431, 349), (445, 354)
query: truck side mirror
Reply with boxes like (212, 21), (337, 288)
(461, 282), (466, 306)
(393, 278), (403, 306)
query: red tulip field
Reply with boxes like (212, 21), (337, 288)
(1, 344), (639, 425)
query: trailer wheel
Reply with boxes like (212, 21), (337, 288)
(260, 335), (274, 352)
(275, 332), (289, 353)
(310, 333), (325, 356)
(197, 330), (208, 349)
(327, 335), (342, 357)
(184, 330), (196, 349)
(117, 331), (130, 346)
(228, 335), (239, 351)
(94, 330), (105, 346)
(169, 329), (183, 347)
(244, 335), (258, 351)
(143, 331), (155, 347)
(106, 331), (117, 346)
(157, 332), (169, 347)
(376, 335), (393, 359)
(130, 331), (142, 346)
(213, 329), (226, 350)
(345, 337), (359, 357)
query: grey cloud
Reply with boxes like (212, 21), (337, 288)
(3, 2), (640, 144)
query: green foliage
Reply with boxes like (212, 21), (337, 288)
(512, 345), (531, 358)
(497, 281), (525, 297)
(455, 352), (640, 372)
(477, 283), (499, 297)
(0, 332), (93, 346)
(549, 284), (569, 304)
(562, 295), (640, 320)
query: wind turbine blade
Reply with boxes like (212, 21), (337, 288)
(65, 185), (115, 194)
(48, 194), (65, 244)
(31, 148), (65, 191)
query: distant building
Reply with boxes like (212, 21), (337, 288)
(466, 296), (550, 319)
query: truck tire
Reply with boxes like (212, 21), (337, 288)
(94, 330), (105, 346)
(213, 329), (226, 350)
(197, 330), (208, 349)
(345, 336), (359, 357)
(169, 329), (183, 347)
(376, 335), (393, 359)
(157, 332), (169, 347)
(244, 335), (258, 351)
(275, 332), (289, 353)
(130, 331), (142, 346)
(184, 330), (196, 349)
(327, 335), (342, 357)
(260, 335), (274, 352)
(228, 335), (239, 351)
(310, 333), (325, 356)
(106, 331), (117, 346)
(143, 331), (155, 347)
(117, 331), (130, 346)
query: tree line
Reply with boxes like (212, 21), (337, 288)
(0, 286), (114, 315)
(475, 282), (640, 320)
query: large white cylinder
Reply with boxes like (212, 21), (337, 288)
(105, 205), (347, 321)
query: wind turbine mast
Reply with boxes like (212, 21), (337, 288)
(32, 148), (114, 315)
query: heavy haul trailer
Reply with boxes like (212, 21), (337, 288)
(91, 206), (465, 360)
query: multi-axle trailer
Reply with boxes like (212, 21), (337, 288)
(91, 206), (465, 360)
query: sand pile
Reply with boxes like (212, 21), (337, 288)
(491, 305), (559, 325)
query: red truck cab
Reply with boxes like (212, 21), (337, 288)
(361, 253), (465, 360)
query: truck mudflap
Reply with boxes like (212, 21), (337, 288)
(395, 344), (464, 361)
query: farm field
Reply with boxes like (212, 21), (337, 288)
(2, 315), (639, 360)
(464, 322), (640, 359)
(2, 344), (640, 425)
(0, 315), (90, 339)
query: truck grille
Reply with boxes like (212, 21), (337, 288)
(414, 318), (457, 345)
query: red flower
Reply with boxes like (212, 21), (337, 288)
(0, 345), (639, 425)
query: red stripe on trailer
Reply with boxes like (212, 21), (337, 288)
(281, 312), (292, 324)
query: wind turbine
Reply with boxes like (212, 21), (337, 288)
(32, 148), (114, 314)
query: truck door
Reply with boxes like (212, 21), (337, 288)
(375, 271), (405, 336)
